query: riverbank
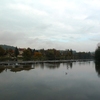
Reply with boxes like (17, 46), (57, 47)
(0, 59), (93, 66)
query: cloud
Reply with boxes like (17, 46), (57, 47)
(0, 0), (100, 51)
(0, 31), (27, 45)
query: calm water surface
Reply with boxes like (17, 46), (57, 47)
(0, 61), (100, 100)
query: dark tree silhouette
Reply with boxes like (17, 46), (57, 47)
(95, 62), (100, 77)
(0, 46), (5, 56)
(95, 47), (100, 61)
(14, 47), (19, 57)
(22, 48), (32, 60)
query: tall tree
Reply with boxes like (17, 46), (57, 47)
(45, 49), (55, 60)
(0, 46), (5, 56)
(22, 48), (32, 60)
(14, 47), (19, 57)
(95, 47), (100, 61)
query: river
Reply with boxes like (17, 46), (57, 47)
(0, 61), (100, 100)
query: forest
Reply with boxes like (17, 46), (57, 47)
(0, 45), (93, 61)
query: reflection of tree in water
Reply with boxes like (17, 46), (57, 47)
(78, 61), (90, 65)
(67, 62), (73, 69)
(0, 67), (5, 73)
(40, 63), (44, 69)
(32, 63), (45, 69)
(33, 63), (60, 69)
(10, 65), (34, 72)
(0, 64), (34, 73)
(95, 62), (100, 77)
(45, 62), (60, 69)
(62, 62), (73, 69)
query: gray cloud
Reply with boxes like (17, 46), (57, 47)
(0, 31), (27, 45)
(0, 0), (100, 51)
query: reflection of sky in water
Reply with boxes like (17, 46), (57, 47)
(0, 61), (100, 100)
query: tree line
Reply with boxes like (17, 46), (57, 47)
(0, 46), (93, 61)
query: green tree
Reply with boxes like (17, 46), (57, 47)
(54, 49), (61, 60)
(14, 47), (19, 57)
(0, 46), (5, 56)
(45, 49), (55, 60)
(95, 47), (100, 61)
(22, 48), (32, 60)
(65, 49), (73, 59)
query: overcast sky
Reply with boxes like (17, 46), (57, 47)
(0, 0), (100, 51)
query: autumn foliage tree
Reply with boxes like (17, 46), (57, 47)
(33, 52), (42, 60)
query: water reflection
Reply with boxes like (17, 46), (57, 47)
(66, 62), (73, 69)
(45, 62), (60, 69)
(1, 61), (100, 100)
(0, 61), (93, 73)
(40, 63), (45, 69)
(95, 62), (100, 77)
(78, 61), (91, 65)
(0, 64), (34, 73)
(0, 67), (5, 73)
